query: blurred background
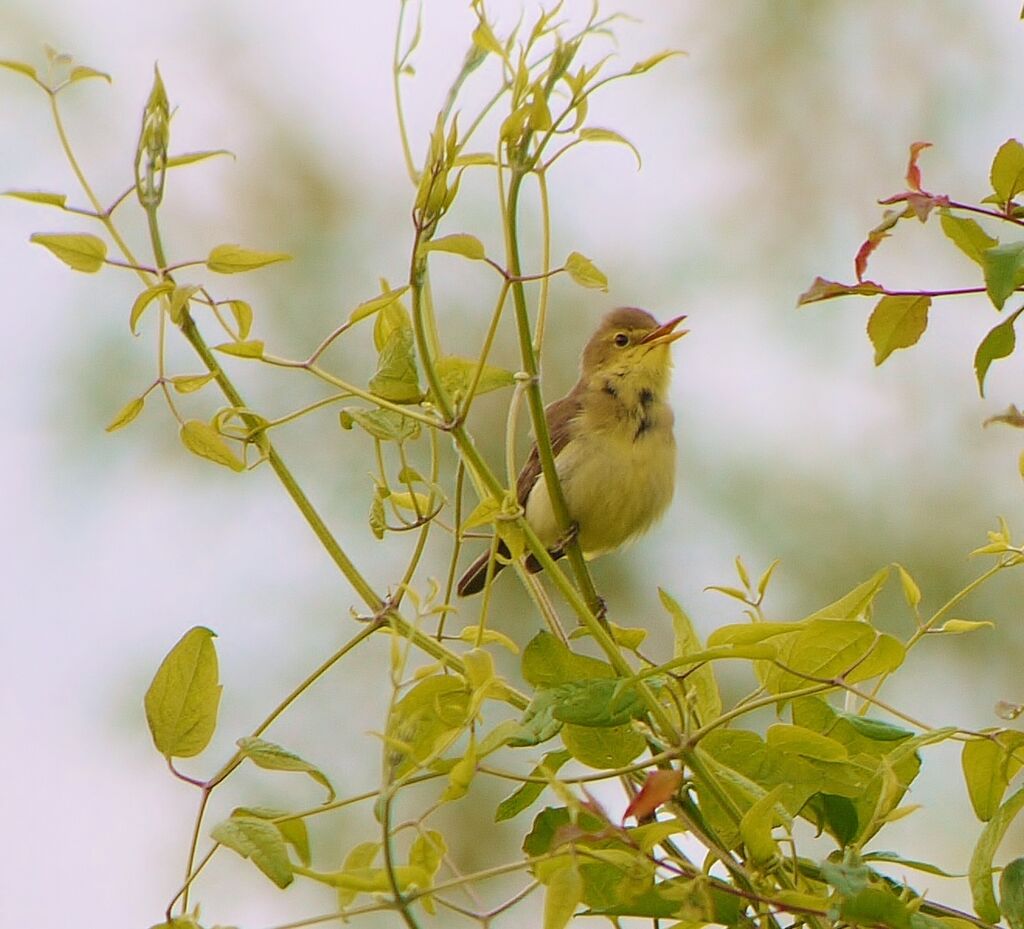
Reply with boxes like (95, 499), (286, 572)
(3, 1), (1024, 926)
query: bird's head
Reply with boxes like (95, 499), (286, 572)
(579, 307), (688, 397)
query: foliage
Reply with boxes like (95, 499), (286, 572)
(6, 8), (1024, 929)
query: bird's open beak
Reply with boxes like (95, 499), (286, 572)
(640, 314), (689, 346)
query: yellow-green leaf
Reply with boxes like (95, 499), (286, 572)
(661, 587), (721, 726)
(349, 285), (410, 326)
(578, 127), (642, 169)
(171, 373), (215, 394)
(422, 233), (486, 260)
(630, 50), (685, 74)
(4, 190), (68, 208)
(894, 563), (921, 609)
(129, 281), (173, 334)
(211, 815), (292, 888)
(866, 294), (930, 365)
(105, 395), (145, 432)
(471, 19), (506, 59)
(435, 356), (514, 400)
(179, 419), (246, 472)
(463, 496), (501, 531)
(938, 619), (995, 635)
(370, 325), (421, 403)
(982, 242), (1024, 310)
(939, 210), (998, 266)
(739, 784), (787, 865)
(214, 339), (264, 359)
(30, 232), (106, 272)
(237, 736), (335, 802)
(564, 250), (608, 291)
(457, 626), (519, 653)
(166, 149), (233, 168)
(168, 284), (201, 325)
(962, 730), (1024, 822)
(225, 299), (253, 339)
(991, 139), (1024, 206)
(975, 307), (1024, 397)
(543, 861), (583, 929)
(389, 490), (433, 513)
(206, 243), (291, 274)
(0, 59), (39, 81)
(144, 626), (221, 758)
(67, 65), (111, 84)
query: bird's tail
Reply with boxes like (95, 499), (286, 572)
(457, 540), (557, 596)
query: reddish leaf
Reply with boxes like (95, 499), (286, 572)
(855, 238), (883, 282)
(905, 192), (949, 222)
(622, 769), (683, 823)
(797, 277), (884, 305)
(906, 141), (933, 192)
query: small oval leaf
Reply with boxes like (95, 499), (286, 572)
(180, 419), (246, 472)
(129, 282), (174, 334)
(105, 396), (145, 432)
(214, 339), (265, 359)
(422, 233), (486, 260)
(206, 243), (292, 274)
(564, 251), (608, 291)
(144, 626), (221, 758)
(30, 232), (106, 272)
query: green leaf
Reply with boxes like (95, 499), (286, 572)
(179, 419), (246, 472)
(369, 325), (422, 403)
(962, 730), (1024, 821)
(211, 815), (293, 888)
(471, 18), (506, 59)
(991, 139), (1024, 206)
(805, 565), (890, 621)
(408, 831), (446, 914)
(739, 784), (787, 864)
(548, 679), (646, 728)
(982, 242), (1024, 310)
(435, 355), (515, 400)
(166, 149), (233, 168)
(4, 190), (68, 208)
(422, 233), (486, 260)
(339, 407), (420, 441)
(30, 232), (106, 272)
(237, 736), (336, 801)
(797, 276), (884, 305)
(861, 850), (962, 877)
(495, 749), (572, 822)
(348, 285), (410, 327)
(866, 295), (930, 365)
(129, 282), (173, 334)
(561, 721), (645, 769)
(564, 251), (608, 291)
(838, 886), (912, 929)
(966, 786), (1024, 921)
(226, 299), (253, 339)
(521, 631), (615, 688)
(387, 675), (471, 776)
(661, 587), (721, 726)
(975, 307), (1024, 397)
(206, 243), (291, 274)
(763, 619), (877, 696)
(144, 627), (221, 758)
(373, 285), (411, 351)
(939, 210), (998, 265)
(213, 339), (265, 359)
(940, 619), (995, 635)
(170, 373), (215, 394)
(105, 395), (145, 432)
(766, 724), (848, 761)
(232, 806), (310, 867)
(543, 861), (583, 929)
(1001, 857), (1024, 929)
(67, 65), (111, 84)
(336, 842), (380, 906)
(577, 128), (642, 169)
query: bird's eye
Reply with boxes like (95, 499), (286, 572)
(613, 332), (629, 347)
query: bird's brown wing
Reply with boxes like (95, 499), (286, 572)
(516, 388), (583, 507)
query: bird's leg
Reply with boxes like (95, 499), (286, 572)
(549, 520), (580, 560)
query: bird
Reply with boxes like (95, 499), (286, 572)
(457, 306), (688, 596)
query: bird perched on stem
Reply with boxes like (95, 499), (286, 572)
(457, 306), (688, 596)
